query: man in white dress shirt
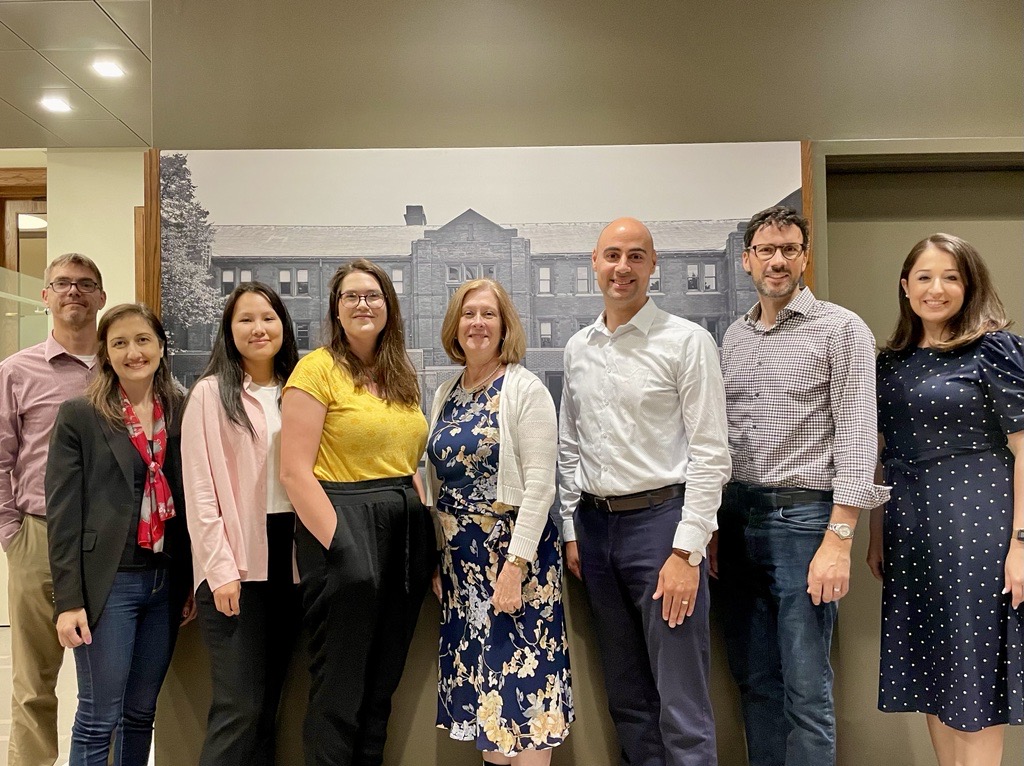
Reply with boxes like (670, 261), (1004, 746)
(558, 217), (731, 766)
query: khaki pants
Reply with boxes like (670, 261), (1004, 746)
(6, 515), (64, 766)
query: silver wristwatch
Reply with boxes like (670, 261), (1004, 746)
(827, 522), (854, 540)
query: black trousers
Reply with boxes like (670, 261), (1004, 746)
(196, 512), (302, 766)
(294, 476), (436, 766)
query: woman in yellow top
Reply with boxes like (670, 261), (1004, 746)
(280, 259), (435, 766)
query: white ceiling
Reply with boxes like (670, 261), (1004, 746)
(0, 0), (150, 148)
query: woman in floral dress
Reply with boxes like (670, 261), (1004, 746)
(425, 278), (573, 764)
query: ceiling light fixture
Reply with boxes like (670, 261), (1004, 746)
(41, 96), (71, 112)
(92, 60), (124, 78)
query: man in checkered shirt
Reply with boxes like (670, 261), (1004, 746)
(715, 206), (889, 766)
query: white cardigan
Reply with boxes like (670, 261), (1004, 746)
(424, 363), (557, 561)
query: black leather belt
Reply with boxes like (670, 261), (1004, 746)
(581, 483), (686, 513)
(731, 483), (833, 509)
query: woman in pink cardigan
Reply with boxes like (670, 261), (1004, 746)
(182, 282), (300, 766)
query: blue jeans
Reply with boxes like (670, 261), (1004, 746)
(70, 569), (178, 766)
(714, 496), (837, 766)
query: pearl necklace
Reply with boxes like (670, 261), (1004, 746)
(461, 360), (503, 393)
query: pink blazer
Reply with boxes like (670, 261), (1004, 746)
(182, 375), (291, 593)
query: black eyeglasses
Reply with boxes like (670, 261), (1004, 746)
(746, 243), (806, 261)
(47, 278), (101, 294)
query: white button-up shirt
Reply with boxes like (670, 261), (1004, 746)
(557, 299), (732, 552)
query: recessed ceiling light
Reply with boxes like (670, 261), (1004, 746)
(41, 96), (71, 113)
(92, 60), (124, 78)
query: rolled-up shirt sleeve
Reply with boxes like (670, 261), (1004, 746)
(829, 317), (890, 509)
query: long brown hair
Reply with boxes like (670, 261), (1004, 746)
(87, 303), (183, 427)
(885, 233), (1010, 353)
(325, 259), (419, 407)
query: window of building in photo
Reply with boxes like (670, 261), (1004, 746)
(392, 267), (404, 294)
(539, 321), (553, 347)
(448, 263), (497, 285)
(577, 318), (592, 331)
(279, 269), (292, 295)
(295, 321), (310, 350)
(687, 263), (719, 293)
(649, 264), (661, 293)
(575, 265), (594, 294)
(704, 263), (717, 292)
(538, 266), (551, 294)
(221, 269), (235, 296)
(240, 269), (252, 284)
(296, 269), (309, 296)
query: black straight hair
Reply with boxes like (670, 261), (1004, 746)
(189, 282), (299, 437)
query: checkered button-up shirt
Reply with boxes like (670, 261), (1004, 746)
(721, 288), (889, 510)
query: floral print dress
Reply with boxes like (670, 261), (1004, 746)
(428, 375), (573, 755)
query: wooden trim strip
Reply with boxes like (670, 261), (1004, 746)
(800, 140), (815, 291)
(140, 149), (162, 313)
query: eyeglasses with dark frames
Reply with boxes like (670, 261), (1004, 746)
(47, 278), (101, 294)
(339, 291), (385, 308)
(746, 243), (806, 261)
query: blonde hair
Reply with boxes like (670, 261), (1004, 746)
(440, 279), (526, 365)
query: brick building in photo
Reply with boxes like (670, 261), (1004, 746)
(166, 204), (781, 412)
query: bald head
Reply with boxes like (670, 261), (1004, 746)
(591, 217), (657, 328)
(596, 217), (655, 255)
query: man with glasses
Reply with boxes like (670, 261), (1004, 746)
(559, 217), (731, 766)
(716, 207), (887, 766)
(0, 253), (106, 766)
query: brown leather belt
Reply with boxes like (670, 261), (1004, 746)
(581, 483), (686, 513)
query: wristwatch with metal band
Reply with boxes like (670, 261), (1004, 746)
(505, 553), (529, 571)
(1013, 528), (1024, 542)
(827, 522), (855, 540)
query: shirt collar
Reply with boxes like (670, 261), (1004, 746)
(44, 332), (95, 368)
(591, 297), (658, 339)
(743, 287), (817, 328)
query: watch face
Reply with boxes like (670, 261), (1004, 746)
(830, 523), (853, 539)
(688, 551), (703, 567)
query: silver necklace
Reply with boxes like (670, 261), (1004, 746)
(461, 360), (502, 393)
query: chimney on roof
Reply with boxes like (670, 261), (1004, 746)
(404, 205), (426, 226)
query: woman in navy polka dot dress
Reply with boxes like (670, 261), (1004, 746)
(868, 234), (1023, 765)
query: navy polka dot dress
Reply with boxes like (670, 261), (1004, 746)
(876, 331), (1024, 731)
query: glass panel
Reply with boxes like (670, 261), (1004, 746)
(704, 264), (717, 291)
(687, 264), (699, 291)
(0, 267), (47, 362)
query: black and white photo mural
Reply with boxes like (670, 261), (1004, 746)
(159, 143), (802, 412)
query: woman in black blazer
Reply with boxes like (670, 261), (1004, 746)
(45, 303), (193, 766)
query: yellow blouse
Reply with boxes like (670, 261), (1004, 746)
(284, 348), (427, 482)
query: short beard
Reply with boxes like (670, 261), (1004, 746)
(753, 271), (799, 300)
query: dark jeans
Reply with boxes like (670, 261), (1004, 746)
(197, 512), (301, 766)
(715, 492), (837, 766)
(295, 477), (435, 766)
(70, 568), (178, 766)
(575, 494), (716, 766)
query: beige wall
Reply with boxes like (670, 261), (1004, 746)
(827, 167), (1024, 766)
(45, 148), (144, 307)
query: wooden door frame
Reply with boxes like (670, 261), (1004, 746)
(0, 167), (47, 272)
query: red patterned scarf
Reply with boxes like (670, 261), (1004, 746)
(119, 386), (175, 552)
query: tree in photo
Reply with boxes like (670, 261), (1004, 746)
(160, 152), (222, 350)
